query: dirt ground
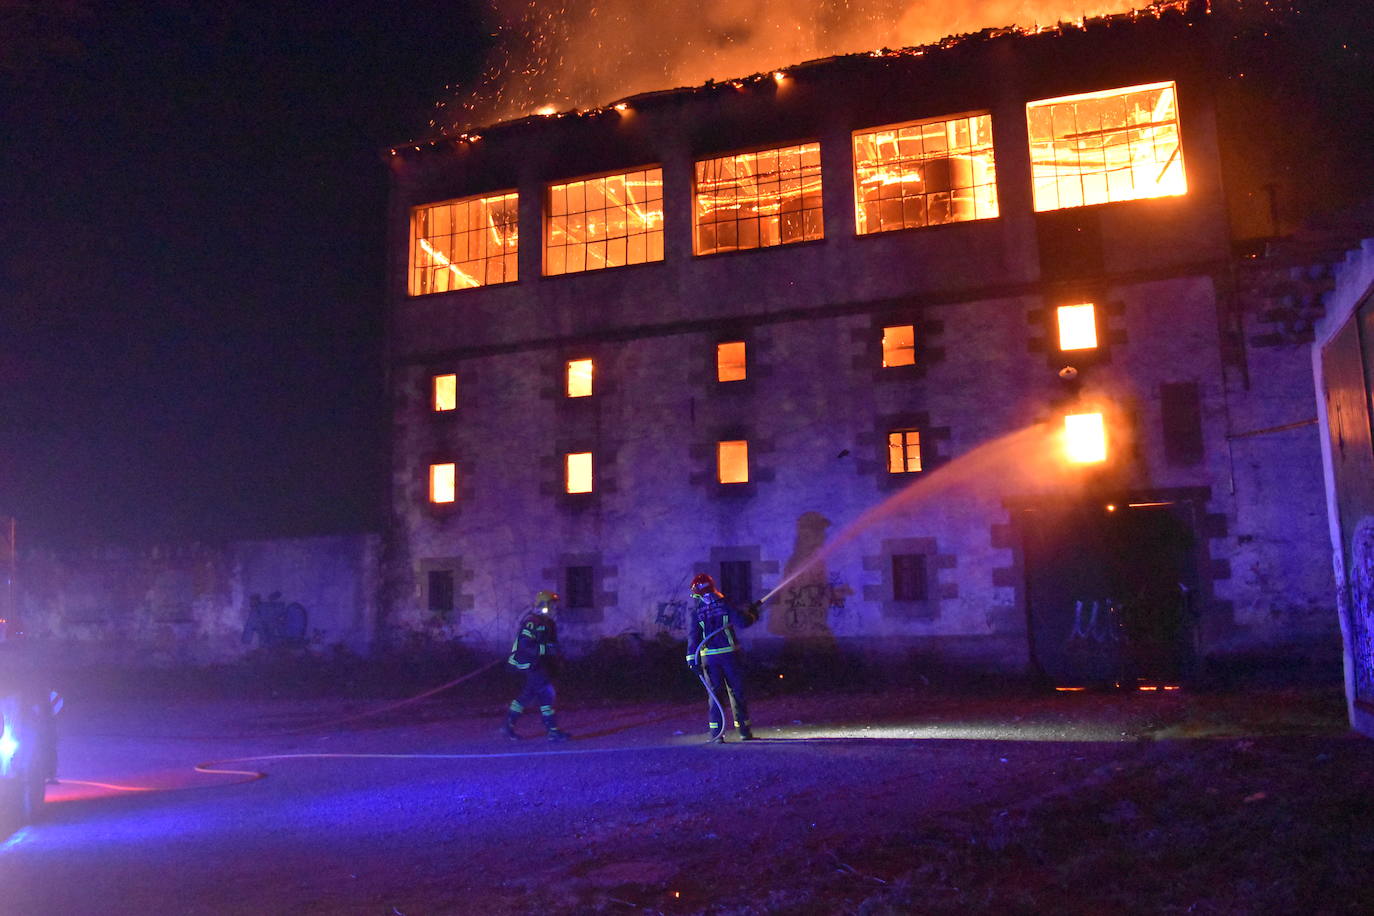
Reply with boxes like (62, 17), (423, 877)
(6, 655), (1374, 915)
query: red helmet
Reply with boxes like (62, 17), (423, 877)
(690, 573), (717, 597)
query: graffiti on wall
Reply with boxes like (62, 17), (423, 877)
(779, 575), (854, 634)
(651, 575), (692, 633)
(241, 592), (310, 648)
(1348, 517), (1374, 705)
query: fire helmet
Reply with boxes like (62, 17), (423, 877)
(534, 590), (560, 612)
(690, 573), (717, 597)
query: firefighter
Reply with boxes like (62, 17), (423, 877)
(501, 590), (571, 742)
(686, 573), (760, 742)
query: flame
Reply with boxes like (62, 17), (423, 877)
(439, 2), (1176, 133)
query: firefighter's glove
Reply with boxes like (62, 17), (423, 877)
(743, 601), (763, 625)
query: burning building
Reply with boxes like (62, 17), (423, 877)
(382, 1), (1357, 687)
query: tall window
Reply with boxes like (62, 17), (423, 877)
(1027, 81), (1187, 212)
(566, 452), (593, 494)
(566, 359), (594, 398)
(432, 374), (457, 412)
(545, 167), (664, 275)
(694, 142), (823, 255)
(1056, 304), (1098, 351)
(429, 463), (456, 504)
(717, 440), (749, 484)
(717, 341), (747, 382)
(882, 325), (916, 368)
(409, 192), (519, 294)
(427, 570), (455, 613)
(888, 430), (922, 474)
(1063, 412), (1108, 464)
(566, 565), (595, 609)
(853, 112), (998, 234)
(892, 554), (928, 602)
(719, 560), (753, 606)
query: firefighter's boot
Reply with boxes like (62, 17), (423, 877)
(500, 705), (521, 740)
(543, 710), (571, 741)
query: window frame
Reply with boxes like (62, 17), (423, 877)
(716, 439), (750, 485)
(852, 109), (1000, 235)
(887, 429), (923, 474)
(543, 163), (666, 277)
(408, 190), (520, 296)
(692, 139), (825, 257)
(565, 358), (595, 398)
(881, 325), (917, 368)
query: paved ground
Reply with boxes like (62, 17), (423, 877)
(0, 682), (1367, 914)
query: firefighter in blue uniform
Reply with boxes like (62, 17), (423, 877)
(501, 590), (571, 741)
(686, 573), (760, 742)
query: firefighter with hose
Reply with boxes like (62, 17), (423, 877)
(686, 573), (761, 742)
(500, 590), (572, 742)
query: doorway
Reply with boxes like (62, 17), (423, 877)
(1021, 498), (1201, 687)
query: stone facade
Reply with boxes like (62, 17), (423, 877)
(384, 9), (1339, 680)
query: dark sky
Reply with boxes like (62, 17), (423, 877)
(1, 0), (488, 547)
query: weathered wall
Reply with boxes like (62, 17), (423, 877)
(1312, 237), (1374, 737)
(16, 534), (379, 665)
(383, 12), (1338, 679)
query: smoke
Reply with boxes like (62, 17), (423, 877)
(440, 0), (1152, 131)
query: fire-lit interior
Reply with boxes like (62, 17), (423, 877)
(1063, 412), (1108, 464)
(882, 325), (915, 367)
(432, 373), (457, 411)
(717, 341), (747, 382)
(887, 430), (922, 473)
(429, 463), (456, 503)
(717, 440), (749, 484)
(694, 143), (823, 255)
(1057, 303), (1098, 350)
(853, 112), (999, 234)
(545, 167), (664, 275)
(409, 192), (519, 295)
(566, 358), (594, 397)
(1028, 81), (1187, 212)
(565, 452), (593, 493)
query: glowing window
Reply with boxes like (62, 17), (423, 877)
(717, 341), (747, 382)
(1064, 412), (1108, 464)
(1057, 304), (1098, 351)
(717, 440), (749, 484)
(694, 142), (823, 255)
(546, 167), (664, 275)
(854, 112), (998, 234)
(566, 452), (593, 494)
(566, 359), (594, 398)
(432, 374), (457, 411)
(409, 192), (519, 295)
(1027, 81), (1187, 212)
(882, 326), (915, 368)
(429, 463), (456, 503)
(887, 430), (922, 473)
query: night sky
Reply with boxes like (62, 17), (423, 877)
(1, 0), (488, 547)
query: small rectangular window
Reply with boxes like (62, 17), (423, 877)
(892, 554), (928, 602)
(717, 341), (747, 382)
(566, 452), (594, 493)
(545, 167), (665, 275)
(1057, 304), (1098, 351)
(717, 440), (749, 484)
(427, 570), (455, 613)
(409, 191), (519, 295)
(1161, 381), (1204, 466)
(429, 463), (456, 503)
(566, 358), (594, 397)
(882, 325), (915, 367)
(694, 142), (824, 255)
(887, 430), (922, 473)
(1027, 81), (1187, 212)
(566, 565), (595, 609)
(1064, 412), (1108, 464)
(719, 560), (753, 606)
(853, 112), (999, 234)
(432, 373), (458, 411)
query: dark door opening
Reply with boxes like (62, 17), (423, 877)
(1021, 499), (1200, 687)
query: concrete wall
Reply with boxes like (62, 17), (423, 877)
(16, 534), (379, 665)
